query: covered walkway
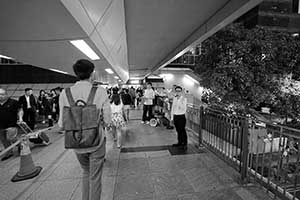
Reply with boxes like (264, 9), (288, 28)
(0, 110), (272, 200)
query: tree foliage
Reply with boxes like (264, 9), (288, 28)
(196, 23), (300, 117)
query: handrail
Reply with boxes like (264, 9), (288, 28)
(0, 126), (53, 158)
(185, 103), (300, 200)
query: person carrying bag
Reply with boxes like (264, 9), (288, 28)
(63, 85), (101, 149)
(58, 59), (111, 200)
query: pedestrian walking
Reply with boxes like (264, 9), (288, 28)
(110, 93), (126, 148)
(58, 59), (111, 200)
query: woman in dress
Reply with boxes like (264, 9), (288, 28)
(110, 93), (126, 148)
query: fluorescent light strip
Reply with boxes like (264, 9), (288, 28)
(130, 80), (140, 84)
(148, 75), (162, 79)
(114, 76), (119, 79)
(184, 74), (198, 84)
(50, 68), (69, 74)
(0, 54), (14, 60)
(105, 68), (114, 74)
(70, 40), (100, 60)
(159, 73), (174, 80)
(130, 77), (141, 80)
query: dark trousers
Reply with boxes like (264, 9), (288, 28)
(23, 108), (36, 130)
(0, 129), (11, 149)
(0, 129), (12, 156)
(142, 105), (153, 121)
(173, 114), (187, 145)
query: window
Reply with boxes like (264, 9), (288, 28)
(292, 0), (300, 13)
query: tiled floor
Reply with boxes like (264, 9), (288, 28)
(0, 110), (273, 200)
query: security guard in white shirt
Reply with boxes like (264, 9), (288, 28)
(171, 86), (188, 150)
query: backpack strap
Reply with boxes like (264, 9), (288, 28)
(87, 85), (98, 105)
(65, 88), (76, 106)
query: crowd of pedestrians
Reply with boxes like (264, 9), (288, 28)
(0, 86), (63, 161)
(0, 58), (189, 200)
(37, 87), (62, 126)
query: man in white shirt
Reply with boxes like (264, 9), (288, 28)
(141, 82), (155, 124)
(171, 86), (188, 150)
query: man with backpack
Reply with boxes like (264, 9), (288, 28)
(58, 59), (111, 200)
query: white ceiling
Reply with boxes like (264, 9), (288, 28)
(0, 0), (262, 83)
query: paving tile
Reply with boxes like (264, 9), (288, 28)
(155, 193), (203, 200)
(174, 155), (205, 170)
(0, 164), (19, 184)
(183, 167), (225, 193)
(0, 180), (41, 200)
(145, 150), (171, 158)
(151, 171), (194, 196)
(114, 174), (155, 200)
(154, 195), (178, 200)
(117, 158), (150, 175)
(46, 162), (82, 180)
(148, 157), (179, 173)
(119, 152), (147, 159)
(27, 179), (79, 200)
(196, 188), (243, 200)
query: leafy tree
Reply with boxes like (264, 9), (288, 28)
(196, 23), (300, 118)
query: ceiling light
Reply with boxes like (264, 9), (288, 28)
(130, 77), (141, 80)
(130, 80), (140, 84)
(148, 75), (162, 79)
(159, 73), (174, 80)
(114, 76), (119, 79)
(292, 33), (299, 37)
(185, 74), (198, 83)
(0, 54), (14, 60)
(49, 68), (69, 74)
(70, 40), (100, 60)
(105, 68), (114, 74)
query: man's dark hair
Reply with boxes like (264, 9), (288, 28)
(110, 94), (121, 105)
(175, 86), (182, 91)
(73, 59), (95, 80)
(25, 88), (32, 92)
(147, 82), (152, 86)
(112, 87), (119, 94)
(54, 87), (63, 92)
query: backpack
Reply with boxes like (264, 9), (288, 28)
(62, 85), (101, 149)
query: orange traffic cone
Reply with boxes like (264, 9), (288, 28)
(11, 136), (42, 182)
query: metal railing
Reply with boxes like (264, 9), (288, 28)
(186, 105), (300, 200)
(170, 54), (200, 65)
(186, 106), (248, 176)
(247, 123), (300, 200)
(0, 125), (52, 159)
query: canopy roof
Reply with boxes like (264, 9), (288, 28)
(0, 0), (262, 83)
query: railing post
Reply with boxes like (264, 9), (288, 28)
(198, 106), (204, 147)
(241, 118), (249, 182)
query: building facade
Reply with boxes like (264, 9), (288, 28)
(239, 0), (300, 33)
